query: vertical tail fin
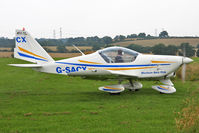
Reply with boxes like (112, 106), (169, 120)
(14, 29), (54, 64)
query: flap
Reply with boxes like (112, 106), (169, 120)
(107, 70), (138, 77)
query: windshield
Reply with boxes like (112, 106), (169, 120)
(99, 47), (139, 63)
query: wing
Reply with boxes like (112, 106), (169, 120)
(107, 70), (138, 77)
(81, 69), (138, 81)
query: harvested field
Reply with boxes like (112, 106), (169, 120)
(0, 47), (12, 51)
(49, 53), (82, 58)
(0, 52), (83, 58)
(112, 38), (199, 47)
(0, 52), (13, 58)
(44, 46), (92, 51)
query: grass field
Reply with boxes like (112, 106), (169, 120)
(0, 58), (199, 133)
(112, 38), (199, 47)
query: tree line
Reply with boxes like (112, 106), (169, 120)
(0, 31), (170, 47)
(1, 41), (199, 57)
(0, 30), (199, 57)
(126, 43), (198, 57)
(56, 43), (199, 57)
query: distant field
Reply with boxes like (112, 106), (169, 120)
(112, 38), (199, 46)
(0, 52), (12, 57)
(0, 52), (83, 58)
(49, 53), (81, 58)
(0, 46), (92, 58)
(0, 58), (199, 132)
(0, 47), (11, 51)
(44, 46), (92, 51)
(1, 38), (198, 58)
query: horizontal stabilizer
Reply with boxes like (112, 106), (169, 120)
(8, 64), (42, 68)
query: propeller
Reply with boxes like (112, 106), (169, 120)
(181, 46), (193, 82)
(181, 46), (186, 83)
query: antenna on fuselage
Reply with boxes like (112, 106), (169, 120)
(72, 45), (85, 56)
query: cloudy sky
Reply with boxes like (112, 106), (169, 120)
(0, 0), (199, 38)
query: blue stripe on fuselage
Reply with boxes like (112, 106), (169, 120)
(55, 62), (170, 68)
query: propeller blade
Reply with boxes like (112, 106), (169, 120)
(181, 57), (192, 82)
(181, 63), (186, 83)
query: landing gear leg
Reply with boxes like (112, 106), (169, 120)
(118, 79), (123, 84)
(123, 79), (143, 91)
(129, 79), (139, 91)
(128, 79), (134, 91)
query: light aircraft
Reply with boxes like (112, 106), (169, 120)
(9, 29), (193, 94)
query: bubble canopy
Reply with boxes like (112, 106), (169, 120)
(98, 47), (140, 63)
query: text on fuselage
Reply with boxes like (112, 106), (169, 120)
(56, 66), (87, 73)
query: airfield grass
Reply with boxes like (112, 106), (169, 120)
(0, 58), (199, 133)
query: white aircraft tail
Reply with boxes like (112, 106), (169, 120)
(14, 29), (54, 64)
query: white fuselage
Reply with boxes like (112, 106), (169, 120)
(36, 51), (183, 79)
(11, 29), (194, 94)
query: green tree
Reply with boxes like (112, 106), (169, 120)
(165, 45), (178, 55)
(138, 33), (146, 38)
(197, 49), (199, 57)
(92, 45), (101, 51)
(159, 31), (169, 38)
(152, 43), (166, 55)
(86, 36), (101, 46)
(127, 44), (151, 53)
(196, 44), (199, 48)
(196, 44), (199, 57)
(114, 35), (125, 42)
(151, 44), (177, 55)
(56, 45), (67, 53)
(180, 43), (195, 57)
(119, 35), (125, 41)
(127, 44), (142, 52)
(114, 35), (120, 42)
(127, 34), (137, 38)
(102, 36), (113, 45)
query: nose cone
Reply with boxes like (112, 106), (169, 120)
(183, 57), (193, 64)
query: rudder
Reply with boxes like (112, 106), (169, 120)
(14, 29), (54, 64)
